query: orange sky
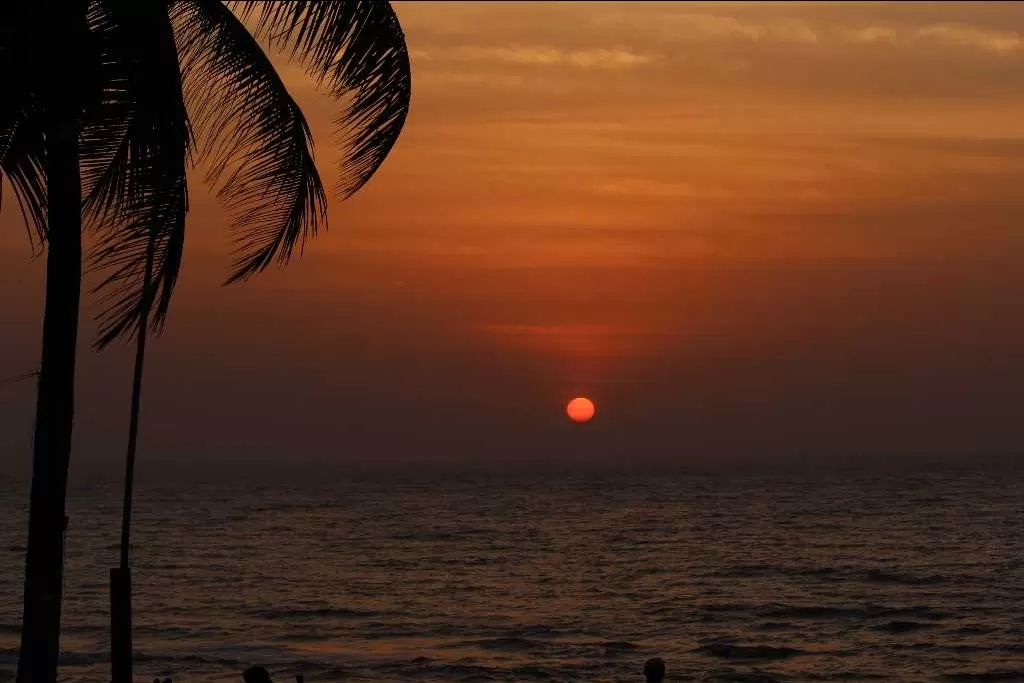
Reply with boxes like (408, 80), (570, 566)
(3, 2), (1024, 473)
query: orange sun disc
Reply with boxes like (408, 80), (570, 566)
(566, 397), (596, 423)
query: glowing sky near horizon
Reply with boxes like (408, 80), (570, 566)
(2, 2), (1024, 471)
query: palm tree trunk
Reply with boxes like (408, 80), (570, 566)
(111, 234), (155, 683)
(17, 118), (83, 683)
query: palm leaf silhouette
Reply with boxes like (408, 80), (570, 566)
(88, 0), (412, 344)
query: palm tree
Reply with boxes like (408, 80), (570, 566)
(0, 3), (411, 683)
(106, 231), (156, 683)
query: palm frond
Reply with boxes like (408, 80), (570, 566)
(90, 174), (187, 348)
(80, 0), (142, 225)
(84, 0), (192, 347)
(1, 114), (48, 250)
(0, 1), (48, 247)
(230, 1), (411, 199)
(175, 0), (326, 282)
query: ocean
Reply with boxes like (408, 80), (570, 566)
(0, 470), (1022, 682)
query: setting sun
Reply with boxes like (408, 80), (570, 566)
(566, 397), (596, 423)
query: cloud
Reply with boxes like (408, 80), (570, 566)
(411, 45), (655, 69)
(842, 22), (1024, 55)
(843, 26), (900, 45)
(586, 7), (1021, 57)
(915, 24), (1022, 55)
(588, 11), (821, 45)
(679, 14), (1024, 56)
(567, 48), (653, 68)
(679, 14), (820, 44)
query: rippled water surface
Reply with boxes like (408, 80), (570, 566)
(1, 471), (1022, 682)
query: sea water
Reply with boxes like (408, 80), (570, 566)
(1, 469), (1021, 682)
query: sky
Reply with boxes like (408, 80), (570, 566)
(3, 1), (1024, 475)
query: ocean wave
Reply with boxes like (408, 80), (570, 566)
(827, 673), (888, 680)
(271, 631), (332, 643)
(56, 652), (108, 666)
(508, 624), (559, 637)
(453, 637), (553, 653)
(638, 604), (678, 617)
(872, 620), (934, 634)
(133, 651), (245, 668)
(949, 626), (996, 636)
(760, 605), (854, 619)
(707, 670), (785, 683)
(754, 622), (794, 631)
(509, 665), (556, 680)
(708, 564), (778, 578)
(405, 663), (497, 679)
(133, 625), (230, 639)
(760, 604), (947, 621)
(463, 556), (509, 566)
(699, 603), (759, 614)
(694, 643), (805, 660)
(248, 606), (381, 620)
(390, 531), (461, 542)
(865, 568), (948, 585)
(390, 527), (497, 542)
(795, 566), (842, 576)
(944, 672), (1024, 681)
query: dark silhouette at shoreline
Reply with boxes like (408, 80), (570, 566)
(644, 657), (666, 683)
(243, 665), (273, 683)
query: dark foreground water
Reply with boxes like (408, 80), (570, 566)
(1, 470), (1022, 682)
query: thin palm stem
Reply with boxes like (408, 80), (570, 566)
(119, 230), (154, 570)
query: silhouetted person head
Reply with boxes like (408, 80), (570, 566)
(163, 678), (172, 683)
(243, 666), (272, 683)
(644, 658), (666, 683)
